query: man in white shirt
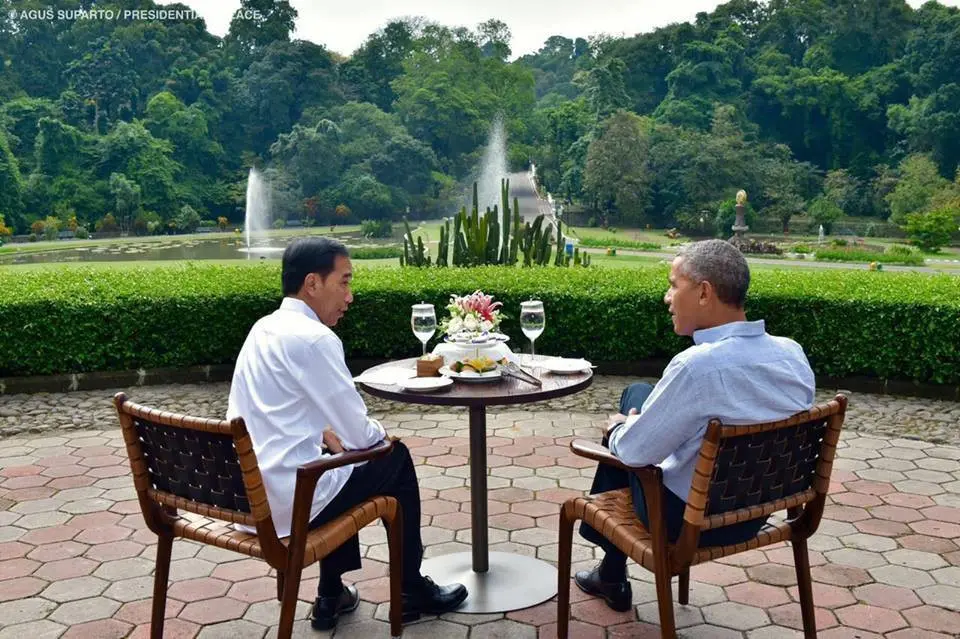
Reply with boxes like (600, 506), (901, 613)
(227, 237), (467, 630)
(576, 239), (816, 612)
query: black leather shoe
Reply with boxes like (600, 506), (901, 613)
(574, 565), (632, 612)
(401, 576), (468, 622)
(311, 584), (360, 630)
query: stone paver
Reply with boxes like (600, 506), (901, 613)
(0, 380), (958, 637)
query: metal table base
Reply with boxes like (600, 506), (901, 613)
(421, 405), (558, 613)
(420, 551), (558, 613)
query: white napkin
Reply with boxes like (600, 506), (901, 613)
(353, 367), (416, 385)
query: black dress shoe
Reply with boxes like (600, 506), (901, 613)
(311, 584), (360, 630)
(401, 576), (468, 622)
(574, 565), (632, 612)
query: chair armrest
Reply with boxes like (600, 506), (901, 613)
(285, 438), (396, 569)
(570, 439), (631, 470)
(569, 439), (660, 481)
(297, 438), (394, 482)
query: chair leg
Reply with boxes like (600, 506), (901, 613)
(792, 537), (817, 639)
(275, 571), (285, 602)
(678, 568), (690, 606)
(556, 502), (577, 639)
(385, 512), (404, 638)
(150, 535), (173, 639)
(653, 563), (677, 639)
(277, 565), (303, 639)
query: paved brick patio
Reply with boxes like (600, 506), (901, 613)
(1, 400), (959, 637)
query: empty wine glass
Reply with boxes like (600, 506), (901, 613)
(411, 303), (436, 356)
(520, 300), (545, 366)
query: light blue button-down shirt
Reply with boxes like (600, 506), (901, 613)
(608, 320), (816, 501)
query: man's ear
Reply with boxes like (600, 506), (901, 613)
(698, 280), (713, 306)
(302, 272), (318, 295)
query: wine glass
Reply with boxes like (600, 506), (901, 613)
(520, 300), (545, 366)
(411, 303), (436, 356)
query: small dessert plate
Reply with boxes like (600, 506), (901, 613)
(399, 377), (454, 392)
(541, 358), (593, 374)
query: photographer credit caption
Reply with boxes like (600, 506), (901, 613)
(8, 7), (262, 22)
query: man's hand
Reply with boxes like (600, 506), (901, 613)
(604, 407), (638, 435)
(323, 427), (345, 454)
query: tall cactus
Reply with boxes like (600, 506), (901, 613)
(400, 217), (431, 267)
(437, 219), (450, 267)
(499, 179), (511, 264)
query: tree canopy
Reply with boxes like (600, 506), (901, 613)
(0, 0), (958, 237)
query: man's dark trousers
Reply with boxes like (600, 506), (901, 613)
(308, 441), (423, 594)
(579, 382), (766, 577)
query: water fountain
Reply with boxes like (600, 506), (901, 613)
(474, 114), (508, 211)
(240, 167), (283, 258)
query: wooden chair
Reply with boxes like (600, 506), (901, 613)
(113, 392), (404, 639)
(557, 395), (847, 639)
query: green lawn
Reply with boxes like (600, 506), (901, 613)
(3, 219), (957, 273)
(0, 225), (363, 256)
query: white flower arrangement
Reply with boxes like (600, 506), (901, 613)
(439, 290), (503, 338)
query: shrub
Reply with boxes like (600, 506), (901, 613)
(1, 265), (958, 385)
(174, 205), (201, 234)
(903, 209), (957, 253)
(74, 226), (89, 239)
(30, 220), (45, 236)
(815, 247), (925, 266)
(361, 219), (393, 238)
(578, 237), (660, 251)
(272, 218), (286, 229)
(885, 245), (915, 257)
(793, 244), (811, 254)
(349, 246), (403, 259)
(133, 211), (162, 236)
(217, 216), (229, 230)
(96, 213), (119, 233)
(808, 197), (843, 235)
(43, 216), (60, 241)
(730, 238), (783, 255)
(199, 220), (217, 228)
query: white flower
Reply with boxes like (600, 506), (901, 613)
(447, 317), (463, 335)
(480, 319), (493, 332)
(463, 315), (479, 332)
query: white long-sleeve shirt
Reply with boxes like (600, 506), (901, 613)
(609, 320), (816, 501)
(227, 297), (386, 537)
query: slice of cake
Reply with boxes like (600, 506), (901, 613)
(416, 353), (444, 377)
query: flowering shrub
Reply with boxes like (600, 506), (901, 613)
(440, 290), (503, 337)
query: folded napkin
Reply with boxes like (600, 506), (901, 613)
(353, 367), (416, 385)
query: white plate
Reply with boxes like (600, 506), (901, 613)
(398, 376), (454, 392)
(353, 367), (417, 385)
(439, 365), (503, 383)
(541, 358), (593, 374)
(444, 332), (510, 344)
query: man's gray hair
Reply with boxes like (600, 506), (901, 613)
(676, 240), (750, 308)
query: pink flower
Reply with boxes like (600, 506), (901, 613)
(460, 290), (502, 323)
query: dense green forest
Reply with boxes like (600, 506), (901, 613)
(0, 0), (959, 241)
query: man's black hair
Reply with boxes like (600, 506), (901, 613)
(281, 237), (350, 296)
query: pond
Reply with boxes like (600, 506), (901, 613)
(0, 233), (400, 265)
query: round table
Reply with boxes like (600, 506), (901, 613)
(357, 356), (593, 613)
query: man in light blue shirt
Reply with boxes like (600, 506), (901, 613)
(577, 239), (816, 612)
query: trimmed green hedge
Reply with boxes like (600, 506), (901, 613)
(3, 264), (960, 384)
(815, 248), (925, 266)
(578, 237), (662, 251)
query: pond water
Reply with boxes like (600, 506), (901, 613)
(0, 233), (393, 265)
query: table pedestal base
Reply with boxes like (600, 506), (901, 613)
(420, 551), (557, 613)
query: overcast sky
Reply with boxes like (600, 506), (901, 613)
(159, 0), (960, 59)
